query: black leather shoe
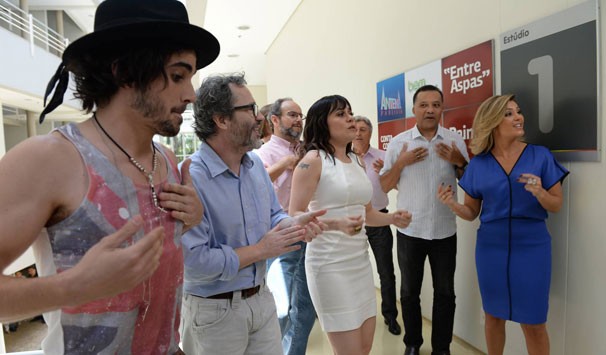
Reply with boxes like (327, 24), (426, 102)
(431, 351), (451, 355)
(384, 318), (402, 335)
(404, 346), (420, 355)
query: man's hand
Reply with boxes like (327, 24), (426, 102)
(159, 159), (204, 231)
(258, 224), (307, 259)
(436, 141), (466, 167)
(372, 158), (384, 174)
(266, 154), (300, 181)
(396, 143), (428, 167)
(391, 210), (412, 228)
(66, 216), (165, 306)
(280, 210), (328, 242)
(279, 155), (299, 171)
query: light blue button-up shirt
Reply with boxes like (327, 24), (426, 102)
(182, 141), (289, 297)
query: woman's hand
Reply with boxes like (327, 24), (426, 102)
(437, 183), (456, 208)
(339, 215), (364, 236)
(289, 210), (328, 242)
(518, 173), (544, 198)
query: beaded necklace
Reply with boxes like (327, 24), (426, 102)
(93, 113), (167, 213)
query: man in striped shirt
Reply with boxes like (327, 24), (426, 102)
(380, 85), (469, 355)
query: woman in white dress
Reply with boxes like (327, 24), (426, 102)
(289, 95), (411, 355)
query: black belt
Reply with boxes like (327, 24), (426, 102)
(204, 285), (261, 300)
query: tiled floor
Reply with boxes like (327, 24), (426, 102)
(306, 290), (485, 355)
(2, 318), (46, 353)
(4, 290), (485, 354)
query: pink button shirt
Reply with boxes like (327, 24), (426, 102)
(361, 146), (389, 210)
(255, 135), (300, 212)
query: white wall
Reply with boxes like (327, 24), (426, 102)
(266, 0), (605, 353)
(248, 85), (268, 106)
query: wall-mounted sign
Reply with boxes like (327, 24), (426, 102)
(500, 0), (599, 161)
(377, 40), (494, 154)
(404, 60), (442, 118)
(376, 73), (405, 123)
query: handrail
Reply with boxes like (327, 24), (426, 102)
(0, 0), (68, 55)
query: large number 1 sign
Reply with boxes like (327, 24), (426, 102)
(527, 55), (554, 134)
(500, 0), (598, 162)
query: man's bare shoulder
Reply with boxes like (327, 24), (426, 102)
(1, 132), (80, 171)
(0, 132), (84, 200)
(0, 132), (85, 250)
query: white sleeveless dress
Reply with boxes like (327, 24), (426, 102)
(305, 150), (375, 332)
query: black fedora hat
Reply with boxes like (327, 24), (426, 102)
(63, 0), (219, 70)
(40, 0), (220, 122)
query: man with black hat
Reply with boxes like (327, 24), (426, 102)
(0, 0), (218, 353)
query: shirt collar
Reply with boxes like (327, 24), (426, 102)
(198, 141), (255, 178)
(362, 146), (378, 159)
(269, 134), (300, 151)
(411, 124), (446, 142)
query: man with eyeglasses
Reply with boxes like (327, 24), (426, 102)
(181, 74), (326, 354)
(255, 98), (315, 355)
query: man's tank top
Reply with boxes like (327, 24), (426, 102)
(34, 123), (184, 354)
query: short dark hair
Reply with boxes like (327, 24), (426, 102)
(193, 73), (247, 140)
(68, 44), (191, 113)
(303, 95), (353, 163)
(269, 97), (293, 118)
(412, 84), (443, 104)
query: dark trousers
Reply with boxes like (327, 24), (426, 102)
(397, 232), (456, 352)
(366, 221), (398, 321)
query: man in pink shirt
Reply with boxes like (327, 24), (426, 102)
(255, 98), (314, 355)
(353, 115), (401, 336)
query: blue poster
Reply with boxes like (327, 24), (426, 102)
(376, 73), (405, 122)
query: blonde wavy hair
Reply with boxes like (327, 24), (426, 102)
(470, 94), (517, 155)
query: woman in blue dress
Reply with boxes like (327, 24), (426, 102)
(437, 94), (568, 355)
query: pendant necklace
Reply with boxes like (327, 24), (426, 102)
(93, 113), (167, 213)
(92, 113), (160, 322)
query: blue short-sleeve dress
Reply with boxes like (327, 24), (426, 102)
(459, 144), (568, 324)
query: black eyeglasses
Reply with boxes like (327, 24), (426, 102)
(233, 103), (259, 117)
(284, 111), (305, 120)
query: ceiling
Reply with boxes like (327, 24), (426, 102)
(2, 0), (299, 121)
(193, 0), (301, 86)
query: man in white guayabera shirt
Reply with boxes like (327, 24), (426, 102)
(380, 85), (469, 355)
